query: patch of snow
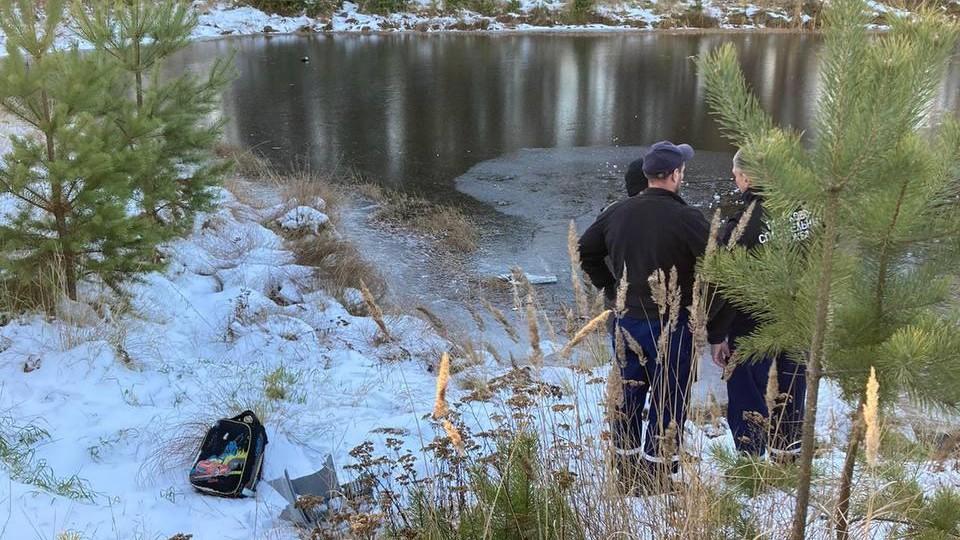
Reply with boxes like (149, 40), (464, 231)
(277, 205), (331, 235)
(193, 3), (315, 38)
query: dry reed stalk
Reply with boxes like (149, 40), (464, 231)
(765, 357), (779, 417)
(442, 418), (465, 454)
(690, 210), (724, 351)
(592, 288), (605, 316)
(510, 266), (531, 312)
(465, 304), (486, 332)
(615, 266), (628, 317)
(360, 279), (391, 341)
(727, 200), (758, 248)
(605, 363), (624, 419)
(433, 352), (451, 420)
(415, 305), (448, 340)
(537, 298), (559, 345)
(482, 298), (519, 342)
(483, 342), (505, 365)
(560, 310), (612, 358)
(562, 305), (577, 336)
(688, 274), (708, 350)
(623, 329), (646, 366)
(526, 292), (543, 366)
(568, 220), (590, 319)
(666, 266), (681, 332)
(722, 354), (739, 381)
(864, 366), (880, 467)
(705, 208), (722, 257)
(614, 325), (626, 364)
(648, 269), (667, 319)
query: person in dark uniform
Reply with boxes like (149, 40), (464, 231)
(579, 141), (709, 492)
(624, 157), (647, 197)
(707, 150), (807, 460)
(602, 157), (647, 332)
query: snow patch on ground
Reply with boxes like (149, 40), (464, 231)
(0, 171), (450, 538)
(277, 205), (330, 235)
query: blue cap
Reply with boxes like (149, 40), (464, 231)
(642, 141), (695, 177)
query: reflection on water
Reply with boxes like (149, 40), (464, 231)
(172, 33), (959, 198)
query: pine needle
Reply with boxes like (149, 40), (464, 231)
(560, 310), (612, 358)
(864, 366), (880, 467)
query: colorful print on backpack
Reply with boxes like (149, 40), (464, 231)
(189, 410), (268, 498)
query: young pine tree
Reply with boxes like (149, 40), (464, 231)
(73, 0), (232, 229)
(0, 0), (162, 301)
(697, 1), (960, 538)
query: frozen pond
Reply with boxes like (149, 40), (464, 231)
(170, 33), (960, 314)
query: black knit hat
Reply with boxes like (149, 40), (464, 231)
(624, 158), (647, 197)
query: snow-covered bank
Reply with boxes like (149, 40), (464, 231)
(0, 0), (947, 54)
(0, 179), (455, 538)
(191, 0), (936, 34)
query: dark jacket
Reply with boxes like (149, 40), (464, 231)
(707, 189), (767, 345)
(579, 188), (710, 320)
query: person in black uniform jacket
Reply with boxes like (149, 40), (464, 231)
(602, 157), (648, 331)
(707, 150), (807, 460)
(579, 141), (709, 491)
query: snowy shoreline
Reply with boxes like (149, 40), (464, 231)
(191, 0), (908, 35)
(0, 0), (933, 53)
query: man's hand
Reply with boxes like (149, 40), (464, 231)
(711, 341), (730, 368)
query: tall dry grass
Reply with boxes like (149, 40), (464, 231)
(220, 146), (387, 305)
(354, 181), (478, 252)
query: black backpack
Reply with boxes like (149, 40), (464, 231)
(189, 410), (268, 498)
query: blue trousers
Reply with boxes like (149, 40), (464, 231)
(727, 335), (806, 456)
(612, 314), (694, 473)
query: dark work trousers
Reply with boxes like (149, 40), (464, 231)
(727, 333), (807, 457)
(611, 313), (694, 474)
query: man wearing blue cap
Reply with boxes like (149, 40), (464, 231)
(579, 141), (709, 494)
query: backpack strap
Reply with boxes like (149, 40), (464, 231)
(232, 410), (268, 444)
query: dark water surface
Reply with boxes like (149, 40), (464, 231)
(173, 32), (959, 195)
(170, 34), (960, 318)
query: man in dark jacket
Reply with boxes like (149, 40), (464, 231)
(707, 150), (806, 459)
(579, 141), (709, 491)
(603, 157), (647, 328)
